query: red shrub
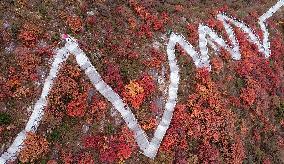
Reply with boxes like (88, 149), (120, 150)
(67, 16), (83, 33)
(66, 93), (87, 117)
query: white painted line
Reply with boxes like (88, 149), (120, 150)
(0, 1), (283, 162)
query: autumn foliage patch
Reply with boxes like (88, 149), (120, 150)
(0, 0), (284, 163)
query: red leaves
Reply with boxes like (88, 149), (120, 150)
(231, 138), (245, 164)
(174, 5), (184, 13)
(129, 0), (167, 38)
(122, 74), (156, 109)
(180, 67), (245, 162)
(83, 135), (102, 149)
(139, 74), (156, 96)
(86, 15), (96, 26)
(128, 17), (138, 30)
(61, 151), (73, 164)
(240, 87), (256, 106)
(83, 132), (135, 163)
(211, 57), (224, 73)
(90, 99), (107, 114)
(16, 48), (41, 80)
(116, 142), (132, 160)
(103, 62), (124, 93)
(186, 23), (199, 46)
(160, 105), (186, 153)
(19, 132), (49, 163)
(141, 117), (157, 131)
(2, 48), (43, 99)
(78, 153), (95, 164)
(152, 16), (164, 31)
(138, 23), (153, 38)
(198, 143), (220, 163)
(129, 0), (152, 21)
(46, 59), (93, 123)
(99, 148), (117, 163)
(122, 80), (145, 109)
(18, 23), (41, 47)
(160, 132), (177, 152)
(205, 17), (225, 32)
(144, 48), (166, 69)
(66, 93), (87, 117)
(67, 16), (83, 33)
(19, 30), (38, 47)
(2, 2), (284, 162)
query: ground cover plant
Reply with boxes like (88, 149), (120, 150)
(0, 0), (284, 163)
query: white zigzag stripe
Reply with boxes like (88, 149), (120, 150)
(0, 47), (70, 163)
(0, 1), (283, 163)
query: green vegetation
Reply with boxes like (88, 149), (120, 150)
(0, 112), (12, 125)
(275, 103), (284, 122)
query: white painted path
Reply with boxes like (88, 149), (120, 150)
(0, 1), (283, 163)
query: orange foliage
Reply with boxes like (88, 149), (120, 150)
(141, 117), (157, 131)
(67, 16), (83, 33)
(19, 132), (49, 163)
(122, 80), (145, 109)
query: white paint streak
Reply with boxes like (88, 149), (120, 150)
(175, 1), (283, 70)
(0, 48), (69, 163)
(0, 1), (283, 162)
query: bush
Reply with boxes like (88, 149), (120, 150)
(0, 112), (12, 125)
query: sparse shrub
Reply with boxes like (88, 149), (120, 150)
(48, 129), (61, 142)
(0, 112), (12, 125)
(275, 103), (284, 122)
